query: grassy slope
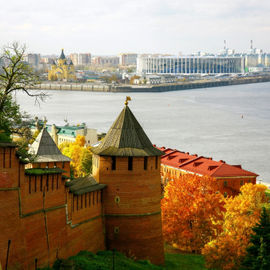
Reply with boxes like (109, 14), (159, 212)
(41, 250), (206, 270)
(165, 253), (206, 270)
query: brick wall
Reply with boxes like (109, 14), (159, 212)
(0, 146), (164, 268)
(0, 146), (105, 269)
(93, 155), (164, 265)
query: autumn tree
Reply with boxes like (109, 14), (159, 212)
(129, 75), (140, 85)
(161, 174), (225, 253)
(202, 184), (269, 270)
(0, 42), (46, 142)
(59, 135), (92, 177)
(241, 207), (270, 270)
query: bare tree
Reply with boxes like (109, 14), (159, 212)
(0, 42), (47, 143)
(0, 42), (47, 111)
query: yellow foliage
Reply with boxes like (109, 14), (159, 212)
(59, 135), (92, 177)
(75, 135), (85, 147)
(202, 183), (269, 270)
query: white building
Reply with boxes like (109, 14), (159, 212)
(137, 55), (244, 75)
(244, 53), (270, 69)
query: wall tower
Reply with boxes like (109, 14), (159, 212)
(92, 98), (164, 264)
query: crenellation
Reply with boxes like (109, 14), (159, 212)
(0, 104), (165, 268)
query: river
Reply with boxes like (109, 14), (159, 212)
(15, 82), (270, 183)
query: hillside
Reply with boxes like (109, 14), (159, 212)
(40, 250), (206, 270)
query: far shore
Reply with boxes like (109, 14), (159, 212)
(32, 75), (270, 93)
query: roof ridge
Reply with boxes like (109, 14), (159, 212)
(162, 150), (178, 158)
(178, 156), (202, 167)
(212, 162), (258, 177)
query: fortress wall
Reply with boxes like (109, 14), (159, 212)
(0, 189), (27, 269)
(99, 156), (162, 215)
(67, 191), (103, 225)
(106, 214), (164, 265)
(20, 174), (66, 214)
(30, 162), (71, 178)
(22, 212), (50, 269)
(97, 156), (164, 264)
(0, 146), (21, 188)
(65, 216), (105, 258)
(0, 146), (105, 269)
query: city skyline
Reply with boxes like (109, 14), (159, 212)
(1, 0), (270, 55)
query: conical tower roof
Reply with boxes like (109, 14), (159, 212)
(29, 128), (71, 162)
(59, 49), (66, 60)
(92, 105), (164, 157)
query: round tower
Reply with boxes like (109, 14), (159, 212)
(92, 98), (164, 265)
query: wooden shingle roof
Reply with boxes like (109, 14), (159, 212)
(29, 128), (71, 162)
(92, 105), (164, 157)
(66, 175), (106, 195)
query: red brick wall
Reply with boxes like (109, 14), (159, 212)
(0, 146), (105, 269)
(0, 147), (21, 188)
(29, 161), (71, 178)
(67, 191), (103, 225)
(93, 155), (164, 265)
(106, 215), (164, 265)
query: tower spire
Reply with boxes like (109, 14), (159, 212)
(60, 49), (66, 60)
(91, 103), (164, 157)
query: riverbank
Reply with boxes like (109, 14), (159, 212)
(33, 75), (270, 93)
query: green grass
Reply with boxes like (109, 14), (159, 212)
(25, 168), (64, 175)
(165, 253), (206, 270)
(39, 250), (206, 270)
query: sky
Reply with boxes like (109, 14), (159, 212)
(0, 0), (270, 55)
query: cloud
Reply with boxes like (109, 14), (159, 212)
(0, 0), (269, 54)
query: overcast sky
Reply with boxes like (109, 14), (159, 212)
(1, 0), (269, 55)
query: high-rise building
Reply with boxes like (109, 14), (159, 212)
(119, 53), (137, 66)
(69, 53), (79, 66)
(92, 56), (119, 66)
(69, 53), (91, 66)
(78, 53), (91, 66)
(25, 53), (41, 69)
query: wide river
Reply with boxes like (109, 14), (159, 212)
(16, 82), (270, 184)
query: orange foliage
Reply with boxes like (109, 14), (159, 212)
(161, 174), (225, 253)
(202, 183), (268, 270)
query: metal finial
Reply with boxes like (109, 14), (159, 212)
(125, 96), (131, 106)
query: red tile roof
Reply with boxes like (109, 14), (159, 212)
(157, 147), (258, 178)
